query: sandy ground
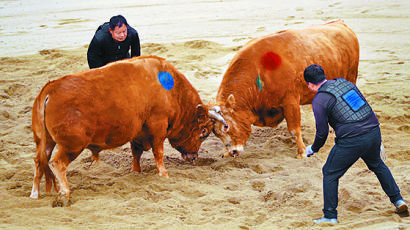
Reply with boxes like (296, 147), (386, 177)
(0, 0), (409, 229)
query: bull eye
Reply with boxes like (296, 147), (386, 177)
(200, 128), (208, 137)
(223, 123), (229, 132)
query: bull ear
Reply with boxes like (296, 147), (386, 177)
(196, 104), (208, 122)
(226, 94), (236, 111)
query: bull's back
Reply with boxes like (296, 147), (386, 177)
(221, 21), (359, 105)
(261, 21), (359, 103)
(302, 22), (359, 103)
(295, 21), (359, 82)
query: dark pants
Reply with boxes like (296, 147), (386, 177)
(322, 127), (402, 219)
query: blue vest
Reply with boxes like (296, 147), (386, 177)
(318, 78), (373, 123)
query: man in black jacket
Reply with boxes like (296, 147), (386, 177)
(304, 64), (408, 224)
(87, 15), (140, 69)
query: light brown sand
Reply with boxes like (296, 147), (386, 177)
(0, 1), (409, 229)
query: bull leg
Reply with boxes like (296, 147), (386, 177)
(49, 146), (82, 204)
(30, 137), (56, 199)
(86, 145), (102, 167)
(44, 142), (57, 194)
(152, 142), (168, 178)
(89, 150), (101, 167)
(146, 117), (169, 177)
(31, 157), (43, 199)
(282, 103), (306, 159)
(131, 142), (144, 173)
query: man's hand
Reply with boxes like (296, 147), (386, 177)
(306, 145), (315, 157)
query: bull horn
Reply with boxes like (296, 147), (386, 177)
(211, 105), (221, 113)
(209, 106), (227, 124)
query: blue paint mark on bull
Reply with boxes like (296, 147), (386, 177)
(158, 71), (174, 90)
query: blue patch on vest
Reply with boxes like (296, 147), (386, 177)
(158, 71), (174, 90)
(342, 89), (365, 111)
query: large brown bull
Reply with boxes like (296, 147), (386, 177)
(209, 20), (359, 159)
(30, 55), (213, 202)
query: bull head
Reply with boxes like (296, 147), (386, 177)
(170, 104), (213, 162)
(209, 94), (252, 158)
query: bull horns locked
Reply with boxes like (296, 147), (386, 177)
(208, 106), (227, 125)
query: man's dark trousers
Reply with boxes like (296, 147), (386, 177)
(322, 126), (403, 218)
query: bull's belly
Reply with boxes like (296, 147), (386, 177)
(90, 128), (135, 148)
(88, 125), (150, 151)
(88, 139), (129, 151)
(255, 107), (285, 127)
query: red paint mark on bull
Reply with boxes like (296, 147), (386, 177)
(260, 52), (281, 70)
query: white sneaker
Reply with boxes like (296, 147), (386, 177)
(394, 200), (408, 213)
(314, 216), (338, 224)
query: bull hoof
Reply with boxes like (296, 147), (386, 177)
(29, 194), (39, 199)
(296, 153), (305, 159)
(52, 194), (71, 207)
(191, 159), (198, 166)
(220, 150), (230, 158)
(132, 167), (142, 173)
(158, 172), (169, 178)
(89, 160), (99, 168)
(29, 191), (39, 199)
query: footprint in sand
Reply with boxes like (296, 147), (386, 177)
(251, 181), (265, 192)
(4, 83), (25, 97)
(328, 2), (341, 8)
(398, 125), (409, 132)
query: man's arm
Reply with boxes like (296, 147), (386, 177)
(130, 29), (141, 57)
(311, 93), (335, 152)
(87, 36), (105, 69)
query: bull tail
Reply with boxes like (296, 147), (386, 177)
(40, 95), (58, 193)
(31, 89), (57, 198)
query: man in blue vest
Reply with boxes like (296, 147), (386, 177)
(87, 15), (141, 69)
(304, 64), (407, 224)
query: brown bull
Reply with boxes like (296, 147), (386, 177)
(209, 20), (359, 159)
(30, 55), (213, 202)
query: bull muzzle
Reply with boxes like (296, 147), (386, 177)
(221, 145), (244, 158)
(176, 147), (198, 162)
(182, 152), (198, 162)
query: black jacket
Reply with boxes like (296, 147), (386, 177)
(87, 22), (140, 69)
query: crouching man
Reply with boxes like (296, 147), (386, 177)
(304, 64), (408, 224)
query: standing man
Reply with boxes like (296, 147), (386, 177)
(87, 15), (141, 69)
(304, 64), (407, 224)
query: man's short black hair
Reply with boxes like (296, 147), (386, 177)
(109, 15), (128, 30)
(304, 64), (327, 85)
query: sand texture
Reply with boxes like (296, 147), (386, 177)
(0, 0), (408, 229)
